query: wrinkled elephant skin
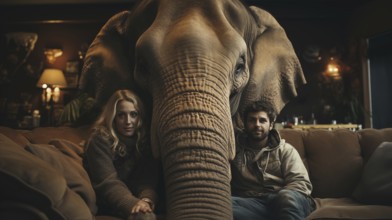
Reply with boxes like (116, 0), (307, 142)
(79, 0), (305, 219)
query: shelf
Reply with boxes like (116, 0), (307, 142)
(290, 124), (361, 131)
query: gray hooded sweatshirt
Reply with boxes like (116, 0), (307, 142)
(231, 128), (313, 197)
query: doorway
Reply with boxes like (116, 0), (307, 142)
(368, 31), (392, 128)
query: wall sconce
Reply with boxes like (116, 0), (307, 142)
(44, 48), (63, 63)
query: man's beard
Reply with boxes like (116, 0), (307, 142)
(249, 130), (269, 142)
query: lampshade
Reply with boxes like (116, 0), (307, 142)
(36, 68), (67, 88)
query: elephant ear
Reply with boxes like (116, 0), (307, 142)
(76, 0), (157, 124)
(236, 6), (306, 127)
(79, 11), (134, 108)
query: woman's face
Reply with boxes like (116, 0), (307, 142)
(114, 100), (139, 137)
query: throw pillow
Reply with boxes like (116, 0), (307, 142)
(352, 141), (392, 205)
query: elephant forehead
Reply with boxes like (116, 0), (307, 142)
(164, 15), (239, 45)
(149, 0), (248, 51)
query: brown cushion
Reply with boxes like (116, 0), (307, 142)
(24, 126), (92, 146)
(26, 139), (97, 214)
(0, 133), (93, 220)
(48, 138), (85, 165)
(352, 142), (392, 205)
(304, 129), (363, 198)
(0, 126), (30, 147)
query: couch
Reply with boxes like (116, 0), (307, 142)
(1, 125), (392, 220)
(280, 128), (392, 220)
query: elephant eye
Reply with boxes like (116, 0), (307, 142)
(235, 64), (244, 75)
(231, 55), (248, 96)
(234, 56), (245, 75)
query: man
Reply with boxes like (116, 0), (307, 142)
(231, 102), (315, 220)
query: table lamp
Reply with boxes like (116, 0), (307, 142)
(37, 68), (67, 103)
(36, 68), (67, 125)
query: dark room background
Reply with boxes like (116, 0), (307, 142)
(1, 0), (391, 128)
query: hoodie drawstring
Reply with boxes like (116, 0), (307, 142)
(264, 152), (270, 173)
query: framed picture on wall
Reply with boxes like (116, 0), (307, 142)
(64, 60), (80, 88)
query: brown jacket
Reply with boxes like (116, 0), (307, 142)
(84, 127), (159, 218)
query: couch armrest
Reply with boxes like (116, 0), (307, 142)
(0, 133), (93, 220)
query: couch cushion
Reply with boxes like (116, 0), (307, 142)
(0, 133), (93, 220)
(24, 126), (92, 146)
(352, 142), (392, 205)
(48, 138), (85, 165)
(304, 129), (363, 198)
(26, 140), (97, 214)
(0, 126), (30, 147)
(308, 197), (392, 220)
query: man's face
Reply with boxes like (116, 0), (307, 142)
(245, 111), (272, 142)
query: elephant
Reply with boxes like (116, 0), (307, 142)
(78, 0), (306, 219)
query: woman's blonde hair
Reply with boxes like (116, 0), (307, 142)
(94, 89), (147, 155)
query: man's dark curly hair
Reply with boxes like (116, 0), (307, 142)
(243, 101), (277, 125)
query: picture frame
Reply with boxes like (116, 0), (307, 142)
(64, 60), (80, 88)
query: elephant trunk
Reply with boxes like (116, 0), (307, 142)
(153, 90), (234, 219)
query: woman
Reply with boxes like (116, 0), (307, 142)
(84, 89), (159, 220)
